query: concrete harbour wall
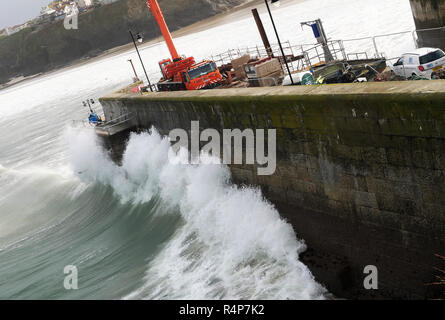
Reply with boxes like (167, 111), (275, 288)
(100, 81), (445, 299)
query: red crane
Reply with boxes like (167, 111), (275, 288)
(146, 0), (223, 91)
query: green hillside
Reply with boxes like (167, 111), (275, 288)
(0, 0), (244, 84)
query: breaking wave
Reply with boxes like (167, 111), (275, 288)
(66, 127), (326, 299)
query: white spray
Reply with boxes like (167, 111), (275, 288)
(67, 127), (327, 300)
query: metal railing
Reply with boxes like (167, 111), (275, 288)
(412, 25), (445, 47)
(347, 52), (369, 60)
(211, 39), (365, 73)
(248, 76), (280, 86)
(72, 112), (136, 136)
(296, 40), (347, 68)
(97, 112), (135, 131)
(210, 40), (345, 73)
(210, 25), (445, 74)
(342, 31), (415, 58)
(341, 26), (444, 58)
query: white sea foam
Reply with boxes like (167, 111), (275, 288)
(67, 127), (327, 299)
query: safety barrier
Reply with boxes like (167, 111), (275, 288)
(210, 26), (445, 73)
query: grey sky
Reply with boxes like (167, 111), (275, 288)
(0, 0), (53, 29)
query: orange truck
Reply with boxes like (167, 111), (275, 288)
(146, 0), (223, 91)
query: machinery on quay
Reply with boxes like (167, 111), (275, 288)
(145, 0), (223, 91)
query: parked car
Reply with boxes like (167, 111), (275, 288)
(391, 47), (445, 79)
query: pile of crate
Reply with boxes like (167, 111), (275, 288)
(249, 58), (283, 87)
(231, 55), (251, 80)
(229, 55), (283, 87)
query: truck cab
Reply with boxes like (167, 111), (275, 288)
(157, 61), (222, 91)
(183, 61), (222, 90)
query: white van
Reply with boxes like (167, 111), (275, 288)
(391, 47), (445, 79)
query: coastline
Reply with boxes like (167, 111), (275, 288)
(0, 0), (306, 92)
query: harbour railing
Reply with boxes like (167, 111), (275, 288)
(72, 113), (136, 136)
(95, 112), (136, 136)
(210, 40), (311, 70)
(342, 25), (445, 58)
(210, 25), (445, 73)
(211, 40), (350, 73)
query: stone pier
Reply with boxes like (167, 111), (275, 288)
(100, 81), (445, 299)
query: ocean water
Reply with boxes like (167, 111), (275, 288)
(0, 0), (414, 299)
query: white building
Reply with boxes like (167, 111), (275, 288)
(64, 2), (79, 16)
(76, 0), (93, 8)
(3, 22), (29, 36)
(40, 6), (56, 16)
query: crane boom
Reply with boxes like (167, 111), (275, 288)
(144, 0), (224, 91)
(146, 0), (179, 60)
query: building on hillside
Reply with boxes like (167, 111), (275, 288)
(38, 7), (57, 25)
(64, 2), (80, 16)
(49, 0), (72, 11)
(53, 11), (66, 22)
(40, 6), (57, 16)
(76, 0), (93, 9)
(2, 22), (29, 36)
